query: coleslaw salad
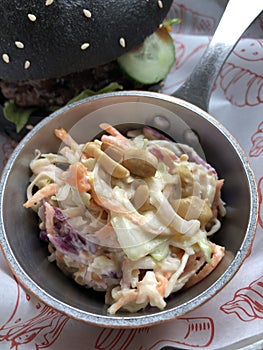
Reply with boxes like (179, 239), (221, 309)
(24, 123), (226, 314)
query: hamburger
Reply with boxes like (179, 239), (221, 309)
(0, 0), (176, 140)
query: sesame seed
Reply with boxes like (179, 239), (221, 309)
(24, 60), (31, 69)
(157, 0), (163, 9)
(28, 14), (37, 22)
(83, 9), (92, 18)
(2, 53), (10, 63)
(81, 43), (90, 50)
(45, 0), (54, 5)
(119, 37), (126, 48)
(15, 41), (24, 49)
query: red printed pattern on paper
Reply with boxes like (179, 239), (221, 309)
(257, 177), (263, 229)
(250, 121), (263, 158)
(169, 3), (216, 35)
(220, 63), (263, 107)
(234, 40), (263, 62)
(95, 317), (215, 349)
(0, 276), (68, 350)
(220, 276), (263, 321)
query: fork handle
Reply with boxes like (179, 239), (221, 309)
(172, 0), (263, 111)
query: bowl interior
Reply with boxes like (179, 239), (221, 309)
(0, 92), (257, 327)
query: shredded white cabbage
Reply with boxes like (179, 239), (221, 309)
(24, 125), (226, 314)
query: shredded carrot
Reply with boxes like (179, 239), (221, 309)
(99, 123), (127, 141)
(100, 135), (131, 151)
(44, 202), (55, 235)
(62, 162), (91, 192)
(108, 291), (138, 314)
(156, 273), (169, 297)
(99, 123), (132, 151)
(163, 271), (173, 279)
(91, 187), (147, 227)
(184, 243), (225, 288)
(23, 183), (58, 208)
(54, 128), (78, 149)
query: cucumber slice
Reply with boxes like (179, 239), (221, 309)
(117, 27), (175, 85)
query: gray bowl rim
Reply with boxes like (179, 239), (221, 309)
(0, 90), (259, 328)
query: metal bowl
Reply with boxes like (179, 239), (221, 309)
(0, 91), (258, 328)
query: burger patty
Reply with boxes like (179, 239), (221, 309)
(0, 61), (148, 108)
(0, 61), (162, 141)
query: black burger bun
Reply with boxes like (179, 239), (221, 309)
(0, 0), (173, 82)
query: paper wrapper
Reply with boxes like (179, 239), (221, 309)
(0, 1), (263, 349)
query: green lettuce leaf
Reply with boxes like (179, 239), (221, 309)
(3, 100), (37, 133)
(3, 82), (123, 133)
(198, 239), (212, 263)
(163, 18), (181, 27)
(150, 240), (170, 261)
(67, 82), (123, 105)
